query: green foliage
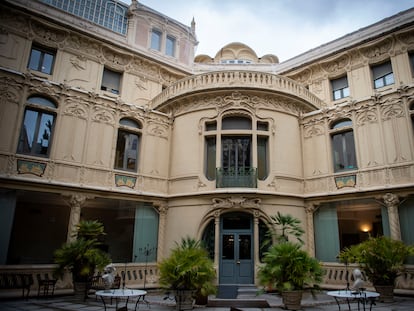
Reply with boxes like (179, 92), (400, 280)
(339, 236), (414, 286)
(54, 220), (111, 282)
(269, 212), (305, 245)
(258, 242), (324, 292)
(158, 237), (216, 296)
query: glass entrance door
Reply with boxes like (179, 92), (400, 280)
(219, 213), (254, 284)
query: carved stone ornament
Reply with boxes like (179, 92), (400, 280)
(212, 197), (261, 209)
(359, 37), (393, 59)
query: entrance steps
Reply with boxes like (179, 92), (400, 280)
(208, 285), (270, 308)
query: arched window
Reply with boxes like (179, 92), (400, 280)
(330, 119), (357, 172)
(17, 96), (57, 157)
(204, 115), (269, 187)
(114, 118), (142, 172)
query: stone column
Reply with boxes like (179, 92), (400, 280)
(214, 211), (220, 269)
(154, 201), (168, 261)
(65, 194), (87, 243)
(305, 203), (318, 257)
(383, 193), (402, 240)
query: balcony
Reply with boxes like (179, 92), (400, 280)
(216, 167), (257, 188)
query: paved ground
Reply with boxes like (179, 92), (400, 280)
(0, 290), (413, 311)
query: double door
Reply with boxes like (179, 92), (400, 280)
(219, 232), (253, 284)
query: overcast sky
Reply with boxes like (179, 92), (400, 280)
(125, 0), (414, 62)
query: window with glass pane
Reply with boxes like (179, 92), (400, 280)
(151, 29), (162, 51)
(222, 116), (252, 130)
(257, 136), (268, 180)
(372, 61), (394, 89)
(331, 76), (349, 100)
(166, 35), (175, 56)
(115, 118), (141, 172)
(331, 119), (357, 172)
(101, 68), (121, 94)
(410, 53), (414, 77)
(205, 136), (216, 180)
(222, 136), (252, 174)
(17, 97), (56, 157)
(28, 45), (56, 74)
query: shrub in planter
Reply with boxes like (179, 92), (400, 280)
(158, 237), (216, 310)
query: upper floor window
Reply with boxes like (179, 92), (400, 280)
(331, 76), (349, 100)
(101, 68), (121, 94)
(409, 52), (414, 77)
(151, 29), (162, 51)
(17, 96), (57, 157)
(166, 35), (176, 57)
(372, 61), (394, 89)
(330, 119), (357, 172)
(114, 118), (142, 172)
(204, 115), (269, 187)
(28, 45), (56, 75)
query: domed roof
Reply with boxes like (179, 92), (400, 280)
(194, 42), (278, 64)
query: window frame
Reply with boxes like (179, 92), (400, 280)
(114, 118), (142, 172)
(371, 61), (394, 89)
(27, 44), (56, 75)
(150, 29), (162, 51)
(101, 67), (122, 95)
(409, 52), (414, 77)
(166, 35), (176, 57)
(331, 75), (350, 100)
(17, 96), (57, 157)
(330, 119), (358, 173)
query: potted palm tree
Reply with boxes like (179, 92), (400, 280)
(158, 237), (216, 310)
(258, 241), (324, 310)
(339, 236), (413, 302)
(54, 220), (111, 300)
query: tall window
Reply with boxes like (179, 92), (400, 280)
(151, 29), (162, 51)
(166, 35), (176, 57)
(409, 52), (414, 77)
(28, 45), (56, 75)
(330, 119), (357, 172)
(372, 61), (394, 89)
(114, 118), (141, 172)
(17, 96), (57, 157)
(101, 68), (121, 94)
(331, 76), (349, 100)
(204, 115), (269, 187)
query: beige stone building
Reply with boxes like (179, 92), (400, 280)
(0, 0), (413, 295)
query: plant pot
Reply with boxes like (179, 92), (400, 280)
(73, 281), (87, 301)
(175, 289), (195, 310)
(374, 285), (394, 303)
(282, 290), (303, 310)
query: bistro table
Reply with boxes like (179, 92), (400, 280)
(327, 290), (380, 311)
(96, 289), (148, 311)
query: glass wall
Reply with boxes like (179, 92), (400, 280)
(82, 199), (158, 263)
(314, 199), (386, 262)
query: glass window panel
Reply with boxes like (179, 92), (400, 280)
(151, 29), (162, 51)
(202, 220), (215, 260)
(222, 116), (252, 130)
(331, 76), (348, 90)
(28, 49), (41, 71)
(101, 68), (121, 94)
(257, 121), (268, 131)
(222, 234), (234, 259)
(166, 35), (175, 56)
(42, 52), (54, 74)
(257, 136), (268, 180)
(332, 119), (352, 129)
(372, 61), (393, 79)
(343, 87), (350, 97)
(385, 73), (394, 85)
(314, 204), (340, 262)
(133, 205), (159, 262)
(205, 137), (216, 180)
(114, 130), (139, 171)
(27, 97), (57, 108)
(374, 78), (384, 89)
(36, 114), (54, 155)
(205, 121), (217, 131)
(120, 118), (141, 129)
(239, 235), (251, 260)
(223, 214), (251, 230)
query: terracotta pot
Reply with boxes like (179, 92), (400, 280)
(73, 281), (87, 301)
(374, 285), (394, 303)
(282, 290), (303, 310)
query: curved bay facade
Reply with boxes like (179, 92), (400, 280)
(0, 0), (413, 294)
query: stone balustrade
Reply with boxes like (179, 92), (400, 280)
(151, 70), (326, 110)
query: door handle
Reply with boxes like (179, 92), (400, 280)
(236, 260), (240, 264)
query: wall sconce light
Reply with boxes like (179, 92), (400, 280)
(360, 224), (371, 233)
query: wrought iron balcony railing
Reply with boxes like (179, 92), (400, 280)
(216, 167), (257, 188)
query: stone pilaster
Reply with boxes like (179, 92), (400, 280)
(65, 194), (88, 243)
(383, 193), (402, 240)
(305, 203), (319, 256)
(154, 201), (168, 261)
